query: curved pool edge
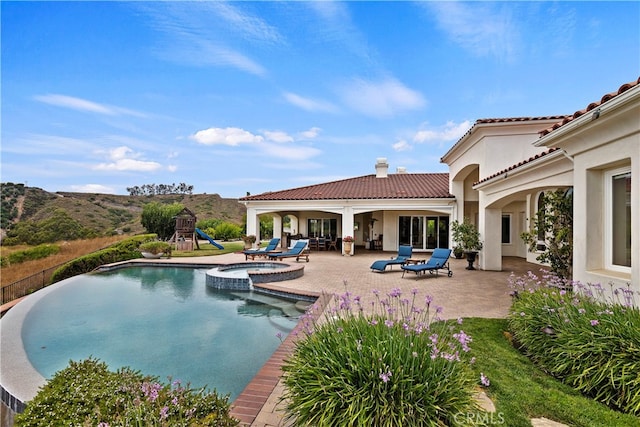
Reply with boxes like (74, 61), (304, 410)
(0, 277), (72, 408)
(0, 262), (319, 419)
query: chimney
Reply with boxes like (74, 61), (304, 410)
(396, 167), (407, 174)
(375, 157), (389, 178)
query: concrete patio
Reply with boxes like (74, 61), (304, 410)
(199, 248), (539, 426)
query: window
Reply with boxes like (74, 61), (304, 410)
(501, 214), (511, 244)
(399, 216), (449, 250)
(307, 218), (337, 238)
(535, 192), (546, 251)
(605, 167), (631, 270)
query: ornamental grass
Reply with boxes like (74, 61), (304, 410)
(281, 285), (482, 426)
(507, 271), (640, 416)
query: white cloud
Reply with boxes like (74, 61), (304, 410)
(264, 130), (294, 143)
(93, 146), (162, 172)
(189, 125), (322, 162)
(339, 77), (425, 118)
(191, 127), (264, 146)
(260, 143), (322, 162)
(306, 2), (376, 65)
(167, 39), (267, 76)
(298, 127), (321, 139)
(413, 121), (472, 143)
(209, 2), (283, 45)
(70, 184), (116, 194)
(140, 2), (274, 77)
(284, 92), (338, 113)
(424, 2), (519, 63)
(392, 139), (412, 152)
(34, 94), (147, 117)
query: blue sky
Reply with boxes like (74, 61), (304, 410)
(2, 1), (638, 198)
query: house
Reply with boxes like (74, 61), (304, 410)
(240, 77), (638, 301)
(240, 160), (456, 255)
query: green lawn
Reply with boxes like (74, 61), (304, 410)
(170, 241), (245, 257)
(463, 318), (639, 426)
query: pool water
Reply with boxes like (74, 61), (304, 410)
(21, 267), (302, 400)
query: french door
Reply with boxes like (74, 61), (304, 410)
(399, 216), (449, 250)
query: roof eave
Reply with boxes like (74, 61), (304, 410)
(473, 149), (565, 189)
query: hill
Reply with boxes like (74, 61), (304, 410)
(1, 183), (246, 239)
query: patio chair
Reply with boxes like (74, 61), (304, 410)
(327, 236), (338, 251)
(268, 240), (310, 262)
(401, 248), (453, 278)
(243, 238), (281, 260)
(370, 245), (413, 272)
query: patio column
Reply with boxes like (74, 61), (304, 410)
(246, 207), (259, 241)
(272, 214), (282, 248)
(342, 206), (354, 255)
(479, 207), (502, 271)
(451, 179), (465, 223)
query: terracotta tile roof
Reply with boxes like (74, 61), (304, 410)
(540, 77), (640, 136)
(474, 147), (561, 185)
(240, 173), (453, 201)
(441, 116), (568, 162)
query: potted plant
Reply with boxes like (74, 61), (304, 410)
(342, 236), (355, 256)
(453, 245), (465, 259)
(451, 220), (483, 270)
(242, 234), (256, 249)
(139, 241), (172, 259)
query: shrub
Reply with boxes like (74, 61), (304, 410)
(281, 286), (480, 426)
(139, 241), (172, 255)
(14, 358), (238, 427)
(507, 271), (640, 415)
(50, 234), (156, 283)
(214, 222), (242, 241)
(0, 244), (60, 267)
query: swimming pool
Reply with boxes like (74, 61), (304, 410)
(2, 266), (309, 406)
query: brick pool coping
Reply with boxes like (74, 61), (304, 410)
(228, 283), (326, 425)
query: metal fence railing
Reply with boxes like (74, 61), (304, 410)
(1, 264), (63, 305)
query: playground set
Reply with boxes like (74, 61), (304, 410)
(168, 207), (223, 251)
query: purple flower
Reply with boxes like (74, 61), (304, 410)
(590, 319), (599, 326)
(141, 382), (161, 402)
(389, 287), (402, 298)
(384, 319), (394, 328)
(379, 370), (392, 383)
(453, 330), (472, 352)
(160, 406), (169, 420)
(480, 373), (490, 387)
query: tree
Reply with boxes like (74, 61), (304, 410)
(521, 188), (573, 282)
(259, 214), (273, 239)
(140, 202), (184, 240)
(126, 183), (194, 196)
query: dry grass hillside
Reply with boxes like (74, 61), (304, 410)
(1, 184), (247, 238)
